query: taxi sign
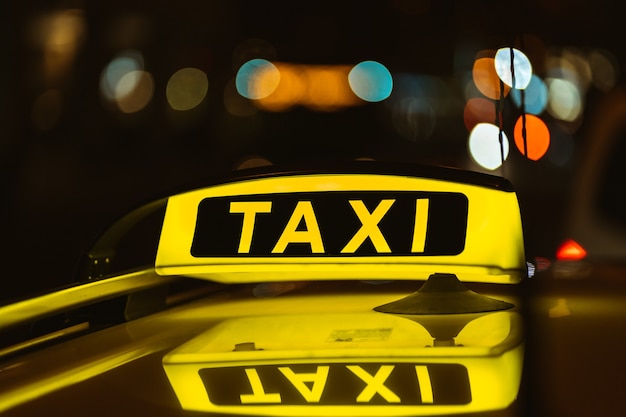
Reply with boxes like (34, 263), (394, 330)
(191, 191), (467, 257)
(155, 165), (526, 283)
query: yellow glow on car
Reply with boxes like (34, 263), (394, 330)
(0, 336), (162, 413)
(155, 173), (526, 284)
(0, 266), (523, 415)
(0, 270), (177, 331)
(162, 306), (523, 415)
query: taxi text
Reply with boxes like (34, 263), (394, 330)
(190, 192), (468, 257)
(229, 199), (429, 254)
(241, 364), (431, 404)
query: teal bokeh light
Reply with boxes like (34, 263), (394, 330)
(235, 59), (278, 100)
(348, 61), (393, 102)
(510, 75), (548, 115)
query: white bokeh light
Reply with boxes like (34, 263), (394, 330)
(100, 50), (144, 102)
(495, 47), (532, 89)
(468, 123), (510, 170)
(547, 78), (583, 122)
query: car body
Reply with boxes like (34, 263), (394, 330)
(0, 162), (527, 417)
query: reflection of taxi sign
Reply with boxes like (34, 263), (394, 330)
(155, 167), (526, 283)
(163, 311), (524, 415)
(200, 362), (470, 405)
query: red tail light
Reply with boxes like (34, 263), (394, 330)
(556, 239), (587, 261)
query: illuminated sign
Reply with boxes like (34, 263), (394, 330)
(191, 192), (468, 257)
(155, 172), (526, 283)
(162, 311), (524, 416)
(200, 363), (470, 406)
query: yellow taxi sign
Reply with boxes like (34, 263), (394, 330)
(155, 167), (526, 283)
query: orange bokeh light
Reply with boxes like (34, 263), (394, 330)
(254, 63), (304, 111)
(255, 63), (360, 112)
(513, 114), (550, 160)
(472, 57), (510, 100)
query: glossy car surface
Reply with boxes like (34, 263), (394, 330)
(1, 277), (525, 417)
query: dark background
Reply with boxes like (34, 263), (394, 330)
(2, 0), (625, 302)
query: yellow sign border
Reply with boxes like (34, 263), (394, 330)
(155, 173), (526, 284)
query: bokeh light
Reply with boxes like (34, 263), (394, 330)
(588, 48), (619, 92)
(494, 47), (532, 89)
(100, 50), (144, 104)
(463, 97), (495, 131)
(546, 78), (583, 122)
(115, 70), (154, 113)
(473, 56), (510, 100)
(166, 68), (209, 111)
(301, 66), (355, 110)
(27, 9), (87, 84)
(514, 114), (550, 161)
(510, 75), (548, 115)
(235, 62), (363, 111)
(236, 59), (280, 100)
(348, 61), (393, 102)
(468, 123), (509, 170)
(559, 47), (593, 92)
(253, 63), (305, 111)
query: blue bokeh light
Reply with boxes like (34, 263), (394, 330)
(510, 74), (548, 115)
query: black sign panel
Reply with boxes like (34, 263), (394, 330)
(191, 192), (468, 257)
(199, 362), (471, 406)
